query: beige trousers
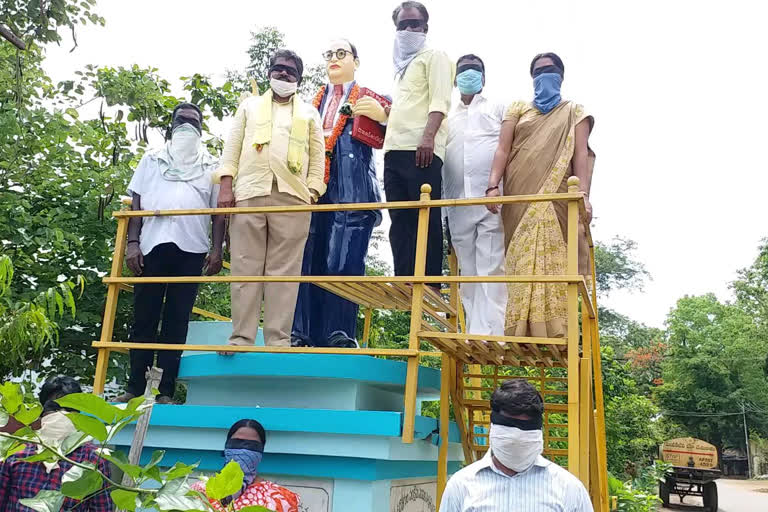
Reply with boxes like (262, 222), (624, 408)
(229, 182), (310, 347)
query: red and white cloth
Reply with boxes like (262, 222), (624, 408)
(192, 479), (300, 512)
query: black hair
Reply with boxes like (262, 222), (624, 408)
(171, 102), (202, 121)
(269, 49), (304, 83)
(227, 418), (267, 447)
(392, 1), (429, 25)
(456, 54), (485, 72)
(39, 376), (82, 414)
(343, 39), (359, 59)
(490, 379), (544, 419)
(530, 52), (564, 77)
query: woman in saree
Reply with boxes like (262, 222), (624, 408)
(485, 52), (595, 338)
(192, 419), (300, 511)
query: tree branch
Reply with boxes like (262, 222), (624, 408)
(0, 25), (26, 50)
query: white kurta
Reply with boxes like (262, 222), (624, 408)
(443, 94), (507, 336)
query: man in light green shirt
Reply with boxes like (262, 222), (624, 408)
(384, 1), (454, 285)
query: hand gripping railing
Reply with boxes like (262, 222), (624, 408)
(92, 176), (608, 511)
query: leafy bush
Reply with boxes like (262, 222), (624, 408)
(608, 461), (671, 512)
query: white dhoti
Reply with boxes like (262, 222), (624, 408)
(448, 206), (507, 336)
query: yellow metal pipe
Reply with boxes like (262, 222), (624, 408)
(566, 177), (581, 479)
(402, 184), (432, 444)
(113, 192), (587, 217)
(437, 353), (451, 507)
(91, 341), (420, 357)
(93, 216), (129, 395)
(361, 308), (372, 348)
(103, 275), (587, 285)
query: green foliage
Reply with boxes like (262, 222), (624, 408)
(608, 461), (670, 512)
(594, 238), (649, 297)
(0, 255), (82, 380)
(655, 293), (768, 450)
(0, 0), (104, 48)
(241, 26), (327, 100)
(0, 381), (267, 512)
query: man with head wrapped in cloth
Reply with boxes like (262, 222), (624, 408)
(291, 39), (387, 348)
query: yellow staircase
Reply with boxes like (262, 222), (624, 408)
(92, 177), (609, 511)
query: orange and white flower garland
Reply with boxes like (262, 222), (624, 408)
(312, 84), (360, 184)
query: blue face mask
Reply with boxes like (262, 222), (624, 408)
(532, 73), (562, 114)
(456, 69), (483, 95)
(222, 439), (264, 504)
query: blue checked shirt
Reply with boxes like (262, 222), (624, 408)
(440, 453), (593, 512)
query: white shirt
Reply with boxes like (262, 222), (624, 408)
(440, 453), (594, 512)
(127, 150), (219, 256)
(320, 81), (353, 136)
(443, 94), (506, 203)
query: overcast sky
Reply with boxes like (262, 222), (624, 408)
(43, 0), (767, 328)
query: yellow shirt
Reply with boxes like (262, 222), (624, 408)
(383, 49), (455, 161)
(214, 95), (326, 203)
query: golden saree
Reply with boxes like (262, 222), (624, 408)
(501, 100), (594, 338)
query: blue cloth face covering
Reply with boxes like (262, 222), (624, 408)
(456, 69), (484, 95)
(532, 73), (562, 114)
(222, 438), (264, 504)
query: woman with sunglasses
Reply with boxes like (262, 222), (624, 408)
(485, 52), (595, 339)
(192, 419), (300, 511)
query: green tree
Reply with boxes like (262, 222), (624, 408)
(601, 346), (664, 476)
(230, 26), (327, 100)
(655, 293), (768, 451)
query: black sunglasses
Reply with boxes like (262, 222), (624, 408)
(396, 19), (425, 31)
(322, 49), (354, 62)
(270, 64), (299, 79)
(457, 64), (483, 74)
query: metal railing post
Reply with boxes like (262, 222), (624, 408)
(402, 184), (432, 443)
(93, 215), (129, 395)
(566, 176), (581, 478)
(437, 352), (451, 507)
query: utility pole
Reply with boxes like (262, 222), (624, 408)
(742, 402), (752, 479)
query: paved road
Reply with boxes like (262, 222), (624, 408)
(661, 478), (767, 512)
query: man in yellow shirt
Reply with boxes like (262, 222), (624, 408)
(384, 1), (454, 287)
(215, 49), (326, 348)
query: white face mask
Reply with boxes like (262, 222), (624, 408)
(169, 124), (202, 163)
(40, 411), (77, 442)
(489, 424), (543, 473)
(161, 124), (204, 181)
(270, 78), (298, 98)
(393, 31), (427, 76)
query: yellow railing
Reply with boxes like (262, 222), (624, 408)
(95, 176), (609, 512)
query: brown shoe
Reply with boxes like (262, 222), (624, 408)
(112, 392), (136, 403)
(155, 395), (177, 405)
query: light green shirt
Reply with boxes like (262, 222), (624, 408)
(384, 49), (455, 161)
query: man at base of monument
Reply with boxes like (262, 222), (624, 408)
(291, 39), (385, 348)
(440, 379), (593, 511)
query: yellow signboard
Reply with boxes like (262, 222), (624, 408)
(661, 437), (718, 469)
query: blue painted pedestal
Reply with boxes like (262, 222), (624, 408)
(112, 321), (464, 512)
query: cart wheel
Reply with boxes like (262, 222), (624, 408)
(703, 482), (718, 511)
(659, 479), (671, 507)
